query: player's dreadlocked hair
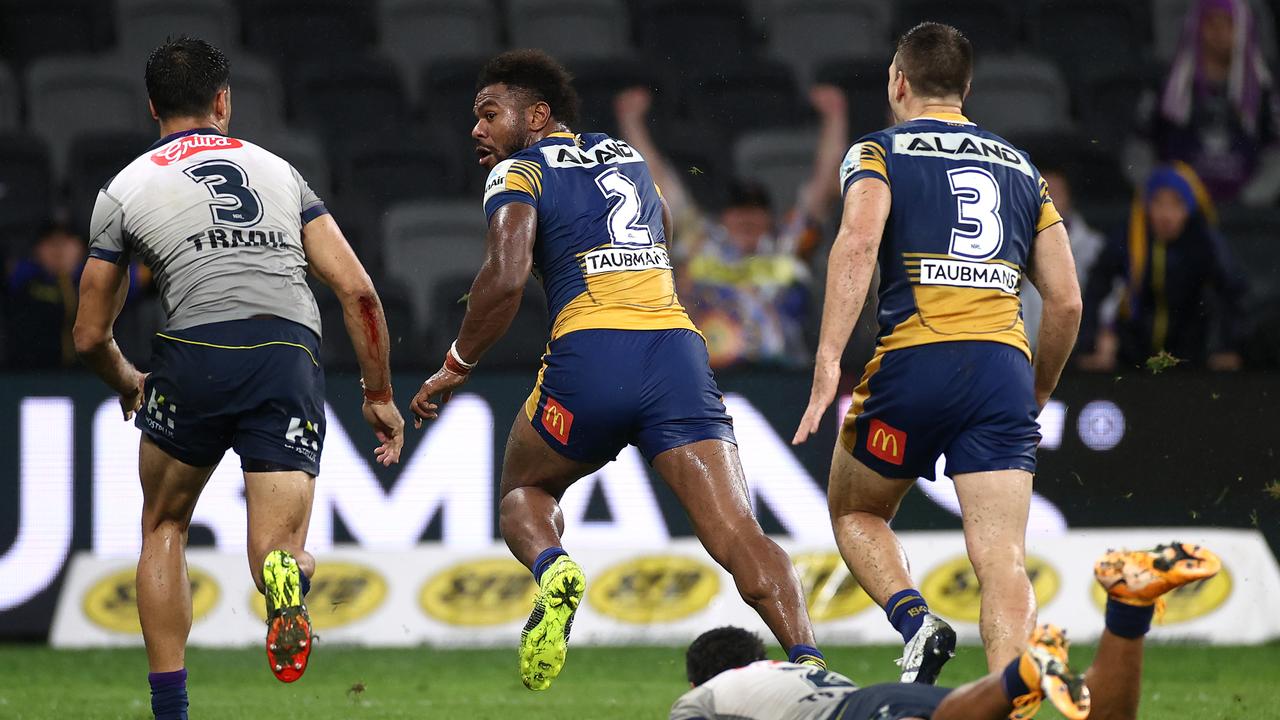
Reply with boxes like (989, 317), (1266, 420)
(685, 626), (767, 686)
(145, 36), (230, 120)
(478, 49), (581, 126)
(895, 22), (973, 101)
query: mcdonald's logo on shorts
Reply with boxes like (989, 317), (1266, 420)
(867, 419), (906, 465)
(542, 397), (574, 445)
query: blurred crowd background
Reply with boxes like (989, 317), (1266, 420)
(2, 0), (1278, 377)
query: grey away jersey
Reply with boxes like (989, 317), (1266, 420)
(670, 661), (859, 720)
(88, 128), (327, 337)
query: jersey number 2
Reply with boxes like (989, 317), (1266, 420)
(947, 167), (1003, 261)
(185, 160), (264, 228)
(595, 168), (653, 248)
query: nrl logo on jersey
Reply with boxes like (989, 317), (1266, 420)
(541, 138), (645, 169)
(151, 134), (244, 166)
(893, 132), (1033, 177)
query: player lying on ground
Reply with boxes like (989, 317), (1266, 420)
(408, 50), (823, 691)
(73, 37), (404, 720)
(670, 542), (1220, 720)
(792, 22), (1083, 683)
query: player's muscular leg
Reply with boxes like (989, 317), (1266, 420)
(826, 448), (915, 606)
(952, 470), (1036, 671)
(652, 439), (817, 649)
(245, 470), (316, 593)
(498, 414), (604, 567)
(1083, 630), (1144, 720)
(136, 436), (216, 673)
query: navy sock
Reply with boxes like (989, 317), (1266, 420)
(148, 668), (188, 720)
(787, 644), (825, 667)
(300, 570), (311, 597)
(1105, 598), (1155, 639)
(886, 588), (929, 643)
(1000, 657), (1031, 702)
(532, 547), (568, 584)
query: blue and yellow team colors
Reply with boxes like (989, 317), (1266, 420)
(837, 113), (1062, 480)
(138, 317), (326, 475)
(484, 132), (735, 464)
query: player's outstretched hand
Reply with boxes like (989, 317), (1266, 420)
(409, 365), (470, 429)
(119, 371), (146, 421)
(613, 86), (652, 124)
(808, 84), (847, 118)
(792, 361), (841, 445)
(363, 399), (405, 466)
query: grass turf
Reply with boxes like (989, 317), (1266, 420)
(0, 643), (1276, 719)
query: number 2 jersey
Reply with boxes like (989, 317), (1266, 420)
(841, 113), (1062, 360)
(482, 131), (697, 340)
(88, 127), (326, 337)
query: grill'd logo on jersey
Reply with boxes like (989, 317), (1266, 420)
(588, 555), (720, 623)
(83, 566), (220, 633)
(419, 557), (538, 626)
(150, 135), (243, 166)
(866, 419), (906, 465)
(542, 138), (645, 169)
(541, 397), (574, 445)
(581, 246), (671, 275)
(893, 132), (1033, 178)
(918, 258), (1021, 294)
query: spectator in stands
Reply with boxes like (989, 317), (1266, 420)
(614, 85), (848, 369)
(4, 224), (87, 369)
(1078, 164), (1248, 372)
(1127, 0), (1280, 205)
(1021, 166), (1109, 351)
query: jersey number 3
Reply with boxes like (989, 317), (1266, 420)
(947, 167), (1003, 261)
(595, 168), (653, 248)
(185, 160), (264, 228)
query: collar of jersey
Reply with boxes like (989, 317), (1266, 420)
(148, 126), (225, 152)
(912, 112), (973, 125)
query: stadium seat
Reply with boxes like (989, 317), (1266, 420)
(427, 273), (549, 370)
(892, 0), (1023, 54)
(25, 57), (151, 178)
(568, 57), (659, 136)
(335, 134), (466, 212)
(635, 0), (761, 72)
(1028, 0), (1150, 81)
(420, 57), (489, 133)
(1219, 206), (1280, 304)
(65, 131), (155, 237)
(767, 0), (891, 83)
(242, 0), (375, 67)
(242, 129), (332, 202)
(0, 134), (53, 250)
(116, 0), (237, 63)
(0, 63), (18, 132)
(965, 55), (1071, 138)
(814, 59), (894, 137)
(1074, 67), (1156, 150)
(733, 129), (817, 212)
(0, 0), (114, 68)
(289, 55), (409, 143)
(222, 54), (286, 140)
(508, 0), (629, 61)
(381, 200), (489, 334)
(378, 0), (500, 98)
(684, 61), (810, 141)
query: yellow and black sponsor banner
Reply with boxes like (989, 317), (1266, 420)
(921, 554), (1061, 624)
(250, 560), (387, 630)
(1089, 563), (1232, 624)
(792, 552), (875, 622)
(588, 554), (720, 624)
(83, 565), (220, 634)
(419, 557), (537, 626)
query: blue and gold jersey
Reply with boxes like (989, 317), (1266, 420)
(840, 113), (1062, 360)
(483, 131), (696, 340)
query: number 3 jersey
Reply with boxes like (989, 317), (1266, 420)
(842, 113), (1062, 360)
(483, 131), (697, 340)
(88, 127), (326, 337)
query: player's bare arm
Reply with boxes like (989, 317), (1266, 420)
(792, 178), (891, 444)
(1024, 221), (1083, 409)
(409, 201), (537, 426)
(302, 213), (404, 465)
(73, 257), (146, 420)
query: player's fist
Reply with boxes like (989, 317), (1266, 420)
(614, 86), (652, 124)
(409, 365), (470, 429)
(363, 399), (405, 467)
(119, 370), (146, 421)
(808, 84), (847, 118)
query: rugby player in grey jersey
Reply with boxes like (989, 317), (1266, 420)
(72, 37), (404, 719)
